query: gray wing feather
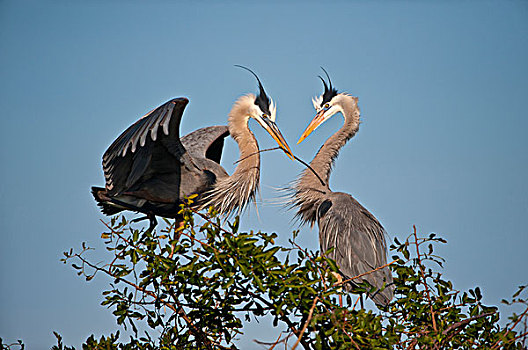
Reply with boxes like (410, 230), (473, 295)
(181, 125), (229, 162)
(102, 98), (189, 195)
(318, 193), (393, 305)
(125, 146), (152, 188)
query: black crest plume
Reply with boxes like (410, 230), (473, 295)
(319, 67), (338, 106)
(235, 65), (272, 116)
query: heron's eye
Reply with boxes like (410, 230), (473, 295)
(263, 113), (269, 119)
(324, 103), (330, 109)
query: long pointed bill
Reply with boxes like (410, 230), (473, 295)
(257, 117), (295, 160)
(298, 109), (327, 144)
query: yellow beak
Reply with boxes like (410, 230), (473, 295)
(261, 118), (295, 160)
(298, 109), (326, 144)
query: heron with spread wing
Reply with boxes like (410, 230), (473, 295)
(92, 68), (293, 230)
(292, 69), (393, 307)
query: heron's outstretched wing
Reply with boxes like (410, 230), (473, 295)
(181, 126), (229, 164)
(102, 98), (190, 196)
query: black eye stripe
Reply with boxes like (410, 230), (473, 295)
(320, 81), (338, 106)
(255, 93), (272, 116)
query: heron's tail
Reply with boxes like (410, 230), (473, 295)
(370, 283), (395, 308)
(91, 186), (124, 215)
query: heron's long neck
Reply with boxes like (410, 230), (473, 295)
(301, 97), (360, 191)
(205, 95), (260, 216)
(229, 110), (261, 188)
(293, 96), (359, 226)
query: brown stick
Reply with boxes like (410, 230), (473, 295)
(442, 311), (495, 335)
(491, 306), (528, 349)
(435, 311), (497, 350)
(292, 297), (319, 350)
(290, 239), (328, 291)
(233, 147), (327, 187)
(413, 225), (437, 333)
(237, 285), (311, 350)
(442, 311), (496, 335)
(336, 260), (397, 286)
(339, 322), (361, 350)
(73, 250), (213, 349)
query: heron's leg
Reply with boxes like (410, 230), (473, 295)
(131, 214), (158, 232)
(148, 214), (158, 232)
(360, 294), (364, 309)
(332, 272), (344, 307)
(168, 219), (185, 259)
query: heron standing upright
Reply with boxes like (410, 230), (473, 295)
(291, 69), (393, 307)
(92, 67), (293, 230)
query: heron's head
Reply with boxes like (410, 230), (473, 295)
(236, 65), (294, 159)
(298, 68), (357, 144)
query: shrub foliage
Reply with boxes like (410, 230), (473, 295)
(5, 201), (526, 349)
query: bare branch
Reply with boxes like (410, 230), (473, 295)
(292, 297), (319, 350)
(413, 225), (437, 333)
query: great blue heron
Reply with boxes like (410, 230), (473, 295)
(291, 70), (393, 307)
(92, 68), (293, 230)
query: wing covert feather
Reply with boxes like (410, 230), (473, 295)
(181, 125), (229, 163)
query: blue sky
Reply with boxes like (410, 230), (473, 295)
(1, 1), (527, 348)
